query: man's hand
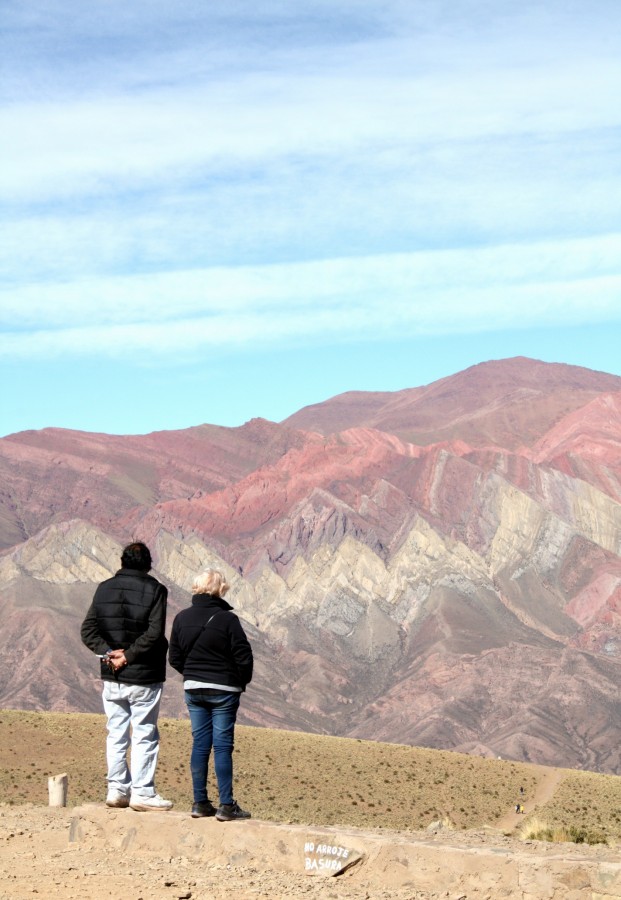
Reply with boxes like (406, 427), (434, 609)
(107, 649), (128, 671)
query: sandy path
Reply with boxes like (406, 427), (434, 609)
(494, 765), (566, 832)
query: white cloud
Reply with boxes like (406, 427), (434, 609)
(2, 53), (620, 205)
(2, 0), (621, 371)
(2, 274), (619, 361)
(2, 235), (620, 359)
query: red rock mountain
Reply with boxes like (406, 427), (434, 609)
(2, 357), (621, 772)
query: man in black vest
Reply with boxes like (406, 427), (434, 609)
(81, 541), (173, 811)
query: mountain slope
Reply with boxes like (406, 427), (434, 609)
(2, 357), (621, 772)
(283, 357), (621, 448)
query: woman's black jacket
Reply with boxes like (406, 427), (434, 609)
(168, 594), (253, 691)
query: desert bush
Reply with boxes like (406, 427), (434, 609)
(519, 817), (607, 845)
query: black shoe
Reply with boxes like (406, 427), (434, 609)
(215, 801), (251, 821)
(191, 800), (217, 818)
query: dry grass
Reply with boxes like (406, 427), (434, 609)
(519, 816), (607, 845)
(518, 816), (549, 841)
(0, 708), (619, 838)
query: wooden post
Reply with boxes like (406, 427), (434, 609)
(48, 773), (68, 807)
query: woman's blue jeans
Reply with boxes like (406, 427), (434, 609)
(184, 690), (240, 806)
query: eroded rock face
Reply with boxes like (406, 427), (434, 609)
(2, 358), (621, 770)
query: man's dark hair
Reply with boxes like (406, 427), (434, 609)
(121, 542), (152, 572)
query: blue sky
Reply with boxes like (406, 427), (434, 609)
(1, 0), (621, 437)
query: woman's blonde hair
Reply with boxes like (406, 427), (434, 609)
(192, 568), (230, 597)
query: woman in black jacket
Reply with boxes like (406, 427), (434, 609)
(169, 569), (253, 820)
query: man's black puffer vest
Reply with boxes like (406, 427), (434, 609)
(81, 568), (168, 685)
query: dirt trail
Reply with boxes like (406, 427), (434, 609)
(494, 765), (566, 832)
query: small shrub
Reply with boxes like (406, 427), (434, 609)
(519, 818), (607, 845)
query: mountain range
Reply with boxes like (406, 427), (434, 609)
(2, 356), (621, 772)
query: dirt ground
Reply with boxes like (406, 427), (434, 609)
(2, 802), (619, 900)
(2, 713), (621, 898)
(0, 804), (440, 900)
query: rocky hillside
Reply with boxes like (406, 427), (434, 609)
(2, 357), (621, 772)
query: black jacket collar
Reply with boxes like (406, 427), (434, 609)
(115, 567), (151, 578)
(191, 593), (233, 611)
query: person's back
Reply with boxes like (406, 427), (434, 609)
(169, 568), (253, 820)
(81, 541), (173, 812)
(88, 567), (168, 685)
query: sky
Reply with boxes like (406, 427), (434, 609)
(1, 0), (621, 437)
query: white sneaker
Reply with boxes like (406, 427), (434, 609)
(106, 791), (129, 808)
(129, 793), (173, 812)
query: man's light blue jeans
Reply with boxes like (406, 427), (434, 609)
(102, 681), (162, 799)
(184, 690), (240, 806)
